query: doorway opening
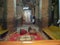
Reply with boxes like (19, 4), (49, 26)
(48, 0), (59, 26)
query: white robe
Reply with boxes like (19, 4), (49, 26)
(57, 20), (60, 24)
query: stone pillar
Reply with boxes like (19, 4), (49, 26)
(35, 0), (39, 19)
(42, 0), (49, 28)
(32, 8), (34, 15)
(39, 0), (42, 20)
(7, 0), (15, 34)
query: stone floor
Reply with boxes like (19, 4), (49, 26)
(17, 24), (39, 33)
(16, 24), (49, 40)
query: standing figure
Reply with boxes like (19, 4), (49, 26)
(32, 15), (36, 24)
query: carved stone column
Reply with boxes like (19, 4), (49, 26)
(42, 0), (49, 28)
(7, 0), (15, 34)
